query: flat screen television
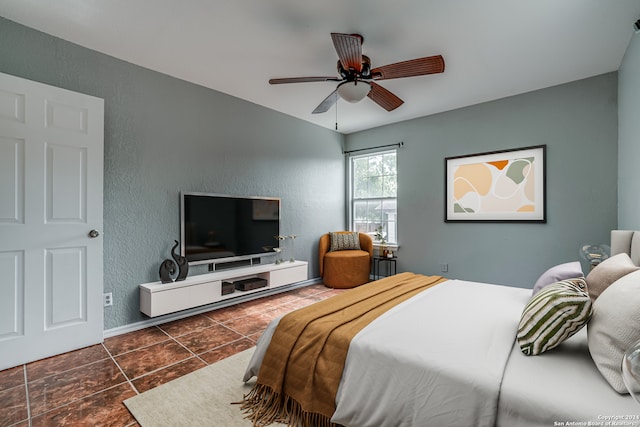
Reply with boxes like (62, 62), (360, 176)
(180, 192), (281, 266)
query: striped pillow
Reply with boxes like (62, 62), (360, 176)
(517, 278), (592, 356)
(329, 232), (361, 251)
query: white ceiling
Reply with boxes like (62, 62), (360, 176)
(2, 0), (640, 134)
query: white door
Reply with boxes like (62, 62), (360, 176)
(0, 72), (104, 371)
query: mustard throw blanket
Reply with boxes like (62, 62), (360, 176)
(242, 272), (446, 427)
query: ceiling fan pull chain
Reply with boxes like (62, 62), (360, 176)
(335, 97), (338, 130)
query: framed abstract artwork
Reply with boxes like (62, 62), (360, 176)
(445, 145), (546, 222)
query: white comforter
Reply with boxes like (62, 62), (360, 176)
(244, 279), (528, 427)
(498, 327), (640, 426)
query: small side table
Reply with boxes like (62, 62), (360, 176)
(373, 256), (397, 280)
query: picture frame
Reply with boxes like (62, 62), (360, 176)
(444, 145), (546, 222)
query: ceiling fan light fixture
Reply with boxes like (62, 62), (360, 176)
(337, 81), (371, 103)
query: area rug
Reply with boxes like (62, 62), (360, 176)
(124, 348), (285, 426)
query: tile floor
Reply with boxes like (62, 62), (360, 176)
(0, 283), (344, 427)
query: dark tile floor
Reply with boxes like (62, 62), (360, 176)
(0, 283), (343, 427)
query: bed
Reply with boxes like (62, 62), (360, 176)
(242, 230), (640, 426)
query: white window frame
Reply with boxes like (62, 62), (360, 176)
(347, 149), (398, 248)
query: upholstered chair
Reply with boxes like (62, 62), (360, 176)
(319, 232), (374, 289)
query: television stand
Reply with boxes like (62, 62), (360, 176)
(139, 260), (308, 317)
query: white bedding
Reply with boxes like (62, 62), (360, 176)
(497, 328), (639, 426)
(244, 278), (640, 426)
(245, 279), (529, 427)
(331, 279), (527, 427)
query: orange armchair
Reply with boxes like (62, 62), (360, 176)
(319, 232), (374, 288)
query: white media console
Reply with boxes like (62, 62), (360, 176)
(139, 260), (308, 317)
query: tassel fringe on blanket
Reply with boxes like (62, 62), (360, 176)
(241, 384), (338, 427)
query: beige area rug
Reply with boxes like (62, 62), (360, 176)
(124, 348), (285, 427)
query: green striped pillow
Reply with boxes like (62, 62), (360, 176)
(517, 278), (592, 356)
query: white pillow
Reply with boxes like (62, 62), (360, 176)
(588, 269), (640, 393)
(532, 261), (584, 295)
(585, 253), (640, 301)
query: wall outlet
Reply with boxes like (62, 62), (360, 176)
(104, 292), (113, 307)
(440, 263), (449, 273)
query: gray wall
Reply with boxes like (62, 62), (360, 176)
(618, 33), (640, 229)
(0, 18), (346, 329)
(345, 74), (618, 288)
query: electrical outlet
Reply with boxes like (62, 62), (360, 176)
(104, 292), (113, 307)
(440, 263), (449, 273)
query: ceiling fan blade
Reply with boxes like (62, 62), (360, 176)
(331, 33), (363, 72)
(371, 55), (445, 80)
(367, 82), (404, 111)
(312, 90), (339, 114)
(269, 76), (341, 84)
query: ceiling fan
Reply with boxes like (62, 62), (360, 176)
(269, 33), (445, 114)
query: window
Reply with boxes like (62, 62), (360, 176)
(349, 150), (397, 245)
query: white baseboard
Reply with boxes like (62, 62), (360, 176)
(103, 277), (322, 339)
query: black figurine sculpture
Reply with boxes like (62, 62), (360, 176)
(159, 259), (176, 284)
(159, 240), (189, 283)
(171, 240), (189, 281)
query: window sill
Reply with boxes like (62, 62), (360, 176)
(373, 243), (399, 251)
